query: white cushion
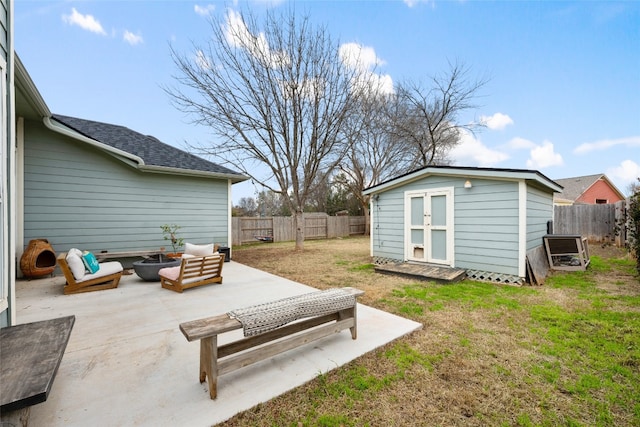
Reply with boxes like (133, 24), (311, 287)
(184, 243), (215, 256)
(66, 248), (86, 280)
(159, 266), (181, 281)
(77, 261), (123, 283)
(181, 274), (217, 285)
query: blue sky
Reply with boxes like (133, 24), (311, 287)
(15, 0), (640, 202)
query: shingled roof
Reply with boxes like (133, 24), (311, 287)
(553, 173), (625, 203)
(52, 114), (246, 182)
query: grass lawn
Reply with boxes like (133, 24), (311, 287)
(223, 236), (639, 427)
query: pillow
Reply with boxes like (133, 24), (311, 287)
(184, 243), (215, 256)
(66, 249), (86, 280)
(82, 251), (100, 274)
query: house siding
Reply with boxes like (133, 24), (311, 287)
(526, 185), (553, 251)
(577, 179), (624, 204)
(23, 120), (230, 255)
(371, 186), (406, 260)
(0, 0), (7, 58)
(455, 179), (520, 276)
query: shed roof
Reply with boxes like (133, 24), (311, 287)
(363, 165), (563, 195)
(553, 173), (625, 202)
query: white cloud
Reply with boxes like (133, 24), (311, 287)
(450, 130), (510, 167)
(506, 136), (536, 150)
(123, 30), (143, 46)
(224, 9), (289, 68)
(195, 50), (212, 70)
(194, 4), (215, 16)
(574, 135), (640, 155)
(339, 42), (393, 96)
(480, 112), (514, 130)
(607, 160), (640, 191)
(339, 43), (386, 71)
(62, 8), (106, 35)
(526, 140), (564, 169)
(403, 0), (435, 8)
(349, 71), (395, 97)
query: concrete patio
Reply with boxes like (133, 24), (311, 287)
(14, 261), (422, 426)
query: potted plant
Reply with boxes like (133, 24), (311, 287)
(160, 224), (184, 258)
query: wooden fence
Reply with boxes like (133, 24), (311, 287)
(232, 214), (366, 246)
(553, 200), (629, 246)
(233, 201), (630, 247)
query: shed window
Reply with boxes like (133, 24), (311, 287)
(595, 199), (608, 204)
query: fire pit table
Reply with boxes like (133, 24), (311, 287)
(132, 254), (181, 282)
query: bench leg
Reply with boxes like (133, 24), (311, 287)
(338, 306), (358, 340)
(200, 336), (218, 399)
(349, 304), (358, 340)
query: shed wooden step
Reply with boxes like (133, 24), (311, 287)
(375, 263), (466, 283)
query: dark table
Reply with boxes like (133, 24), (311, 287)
(0, 315), (75, 412)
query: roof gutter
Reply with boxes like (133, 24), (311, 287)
(43, 116), (146, 166)
(138, 164), (249, 183)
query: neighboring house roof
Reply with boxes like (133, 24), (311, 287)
(553, 173), (625, 203)
(363, 165), (563, 195)
(52, 114), (246, 182)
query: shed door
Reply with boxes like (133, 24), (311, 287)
(405, 189), (453, 265)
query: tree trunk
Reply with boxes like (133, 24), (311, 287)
(294, 210), (305, 250)
(363, 205), (371, 236)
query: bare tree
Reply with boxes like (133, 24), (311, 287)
(338, 61), (487, 233)
(256, 190), (291, 217)
(337, 93), (412, 234)
(166, 9), (366, 249)
(234, 197), (258, 217)
(393, 61), (487, 169)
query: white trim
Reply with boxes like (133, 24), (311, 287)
(227, 180), (232, 253)
(44, 116), (146, 165)
(15, 117), (23, 277)
(364, 166), (562, 196)
(0, 57), (8, 315)
(369, 198), (374, 257)
(518, 181), (527, 278)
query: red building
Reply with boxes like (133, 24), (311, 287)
(553, 174), (626, 205)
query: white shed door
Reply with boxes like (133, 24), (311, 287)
(405, 188), (454, 265)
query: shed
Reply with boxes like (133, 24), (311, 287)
(14, 56), (249, 270)
(363, 166), (563, 284)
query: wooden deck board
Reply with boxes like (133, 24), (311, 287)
(375, 263), (466, 283)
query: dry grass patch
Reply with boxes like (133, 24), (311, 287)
(224, 237), (639, 427)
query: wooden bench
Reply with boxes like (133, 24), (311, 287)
(95, 250), (159, 261)
(179, 287), (364, 399)
(0, 316), (75, 414)
(159, 253), (225, 293)
(57, 252), (123, 295)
